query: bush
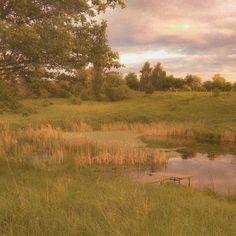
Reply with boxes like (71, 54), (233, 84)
(144, 82), (155, 94)
(80, 89), (93, 101)
(125, 72), (139, 90)
(103, 73), (130, 101)
(41, 99), (54, 107)
(212, 88), (221, 97)
(0, 80), (23, 112)
(70, 96), (82, 105)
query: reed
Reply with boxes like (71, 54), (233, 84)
(221, 131), (235, 144)
(0, 125), (167, 168)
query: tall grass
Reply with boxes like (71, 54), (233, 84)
(0, 166), (236, 236)
(0, 125), (167, 168)
(221, 131), (236, 143)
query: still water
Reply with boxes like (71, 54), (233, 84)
(68, 131), (236, 194)
(132, 153), (236, 194)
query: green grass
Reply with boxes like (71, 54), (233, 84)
(1, 92), (236, 235)
(1, 92), (236, 134)
(1, 164), (236, 236)
(143, 137), (236, 154)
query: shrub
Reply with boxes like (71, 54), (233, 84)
(80, 89), (92, 101)
(144, 82), (155, 94)
(0, 80), (22, 112)
(125, 72), (139, 90)
(103, 72), (130, 101)
(212, 88), (221, 97)
(70, 96), (82, 105)
(41, 99), (54, 107)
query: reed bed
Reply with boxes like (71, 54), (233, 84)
(0, 125), (167, 168)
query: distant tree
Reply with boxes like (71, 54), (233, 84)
(151, 63), (167, 90)
(212, 74), (226, 90)
(185, 74), (202, 91)
(125, 72), (139, 90)
(224, 82), (233, 92)
(203, 80), (213, 91)
(233, 82), (236, 91)
(203, 74), (232, 92)
(212, 74), (232, 91)
(171, 77), (186, 90)
(140, 62), (153, 93)
(212, 74), (226, 84)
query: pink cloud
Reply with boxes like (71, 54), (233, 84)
(104, 0), (236, 81)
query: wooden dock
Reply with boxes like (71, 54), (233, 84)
(140, 172), (193, 187)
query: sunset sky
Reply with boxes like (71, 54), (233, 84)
(105, 0), (236, 81)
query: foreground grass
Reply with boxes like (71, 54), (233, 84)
(1, 164), (236, 236)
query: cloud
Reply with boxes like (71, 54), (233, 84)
(104, 0), (236, 80)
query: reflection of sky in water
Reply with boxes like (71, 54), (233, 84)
(161, 154), (236, 193)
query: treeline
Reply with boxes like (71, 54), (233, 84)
(125, 62), (236, 93)
(0, 69), (131, 113)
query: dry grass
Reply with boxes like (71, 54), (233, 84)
(0, 125), (167, 168)
(75, 141), (167, 167)
(221, 131), (236, 143)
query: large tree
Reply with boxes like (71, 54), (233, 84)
(0, 0), (124, 80)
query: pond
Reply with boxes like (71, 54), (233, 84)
(129, 153), (236, 194)
(66, 130), (236, 194)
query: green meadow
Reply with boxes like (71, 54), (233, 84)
(1, 92), (236, 235)
(2, 92), (236, 134)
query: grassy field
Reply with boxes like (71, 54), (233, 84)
(1, 92), (236, 133)
(1, 92), (236, 235)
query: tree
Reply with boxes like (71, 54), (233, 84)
(185, 74), (202, 91)
(233, 82), (236, 91)
(203, 74), (232, 92)
(0, 0), (125, 81)
(140, 61), (153, 93)
(125, 72), (139, 90)
(212, 74), (226, 84)
(151, 63), (166, 90)
(212, 74), (232, 91)
(203, 81), (213, 91)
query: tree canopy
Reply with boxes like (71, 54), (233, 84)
(0, 0), (125, 80)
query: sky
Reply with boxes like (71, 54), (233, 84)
(104, 0), (236, 81)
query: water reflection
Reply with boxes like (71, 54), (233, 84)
(131, 153), (236, 194)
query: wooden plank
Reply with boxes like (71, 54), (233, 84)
(140, 172), (193, 187)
